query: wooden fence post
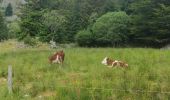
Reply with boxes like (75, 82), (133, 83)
(8, 65), (12, 94)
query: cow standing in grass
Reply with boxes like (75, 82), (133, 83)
(49, 50), (65, 64)
(101, 57), (128, 68)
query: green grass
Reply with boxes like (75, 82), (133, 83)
(0, 41), (170, 100)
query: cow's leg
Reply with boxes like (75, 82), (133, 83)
(58, 57), (63, 68)
(107, 66), (113, 68)
(59, 62), (62, 68)
(56, 55), (62, 64)
(111, 61), (117, 68)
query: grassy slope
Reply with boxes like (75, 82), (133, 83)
(0, 41), (170, 100)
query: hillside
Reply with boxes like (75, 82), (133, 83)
(0, 0), (26, 21)
(1, 0), (26, 12)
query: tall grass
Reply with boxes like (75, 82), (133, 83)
(0, 42), (170, 99)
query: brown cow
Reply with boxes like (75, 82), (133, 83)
(49, 50), (65, 64)
(101, 57), (128, 68)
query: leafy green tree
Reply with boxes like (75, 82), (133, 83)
(129, 0), (170, 47)
(0, 12), (8, 41)
(19, 0), (45, 40)
(150, 4), (170, 40)
(92, 12), (130, 46)
(18, 0), (122, 44)
(8, 22), (21, 38)
(68, 0), (119, 42)
(5, 3), (13, 16)
(19, 11), (43, 40)
(76, 30), (94, 47)
(41, 10), (68, 43)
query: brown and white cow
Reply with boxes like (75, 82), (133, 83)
(101, 57), (128, 68)
(49, 50), (65, 64)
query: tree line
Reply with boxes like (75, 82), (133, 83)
(1, 0), (170, 48)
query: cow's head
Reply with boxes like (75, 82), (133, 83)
(101, 57), (108, 65)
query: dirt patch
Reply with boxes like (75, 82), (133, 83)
(68, 72), (81, 79)
(24, 83), (33, 90)
(0, 77), (7, 85)
(38, 90), (56, 98)
(67, 73), (82, 85)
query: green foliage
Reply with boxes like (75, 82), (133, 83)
(88, 12), (99, 28)
(0, 12), (8, 41)
(92, 12), (130, 46)
(7, 22), (21, 38)
(76, 30), (94, 47)
(17, 0), (170, 47)
(5, 3), (13, 16)
(18, 0), (121, 45)
(150, 4), (170, 39)
(19, 4), (44, 40)
(41, 10), (68, 43)
(129, 0), (170, 47)
(23, 35), (38, 46)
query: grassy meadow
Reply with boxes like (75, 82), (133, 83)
(0, 41), (170, 100)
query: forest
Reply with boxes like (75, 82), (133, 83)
(0, 0), (170, 48)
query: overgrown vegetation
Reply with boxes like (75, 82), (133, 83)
(0, 41), (170, 99)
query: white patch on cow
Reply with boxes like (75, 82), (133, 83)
(107, 66), (113, 68)
(111, 61), (116, 66)
(115, 60), (118, 62)
(112, 60), (119, 66)
(125, 64), (128, 67)
(117, 61), (120, 66)
(52, 55), (61, 63)
(101, 57), (108, 65)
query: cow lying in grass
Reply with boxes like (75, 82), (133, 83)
(101, 57), (128, 68)
(49, 50), (65, 64)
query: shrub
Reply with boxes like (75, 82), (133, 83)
(92, 11), (130, 47)
(75, 30), (94, 47)
(8, 22), (21, 39)
(23, 35), (38, 46)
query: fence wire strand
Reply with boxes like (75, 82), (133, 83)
(54, 85), (170, 94)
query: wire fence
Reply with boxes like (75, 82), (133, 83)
(53, 85), (170, 94)
(3, 65), (170, 96)
(15, 79), (170, 95)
